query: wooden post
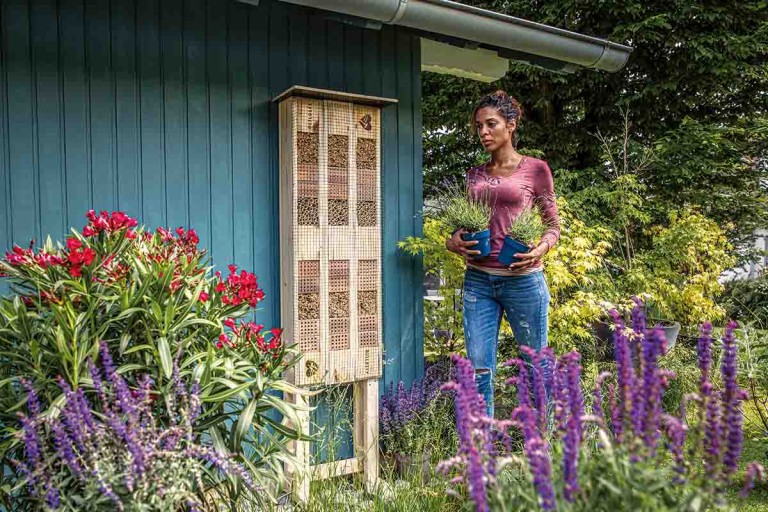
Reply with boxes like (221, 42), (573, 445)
(285, 392), (311, 503)
(354, 378), (379, 492)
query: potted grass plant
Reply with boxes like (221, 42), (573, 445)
(436, 182), (493, 258)
(498, 205), (548, 266)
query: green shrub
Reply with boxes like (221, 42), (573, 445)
(720, 273), (768, 326)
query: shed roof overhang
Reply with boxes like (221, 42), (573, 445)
(248, 0), (633, 81)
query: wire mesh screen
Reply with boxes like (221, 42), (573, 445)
(281, 94), (383, 386)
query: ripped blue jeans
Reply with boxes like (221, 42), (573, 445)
(462, 267), (551, 417)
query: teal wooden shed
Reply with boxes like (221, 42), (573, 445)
(0, 0), (631, 473)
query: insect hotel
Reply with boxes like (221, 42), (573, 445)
(276, 87), (396, 496)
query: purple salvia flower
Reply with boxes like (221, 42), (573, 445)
(697, 321), (713, 392)
(18, 413), (42, 468)
(702, 382), (723, 474)
(513, 402), (556, 511)
(44, 481), (60, 509)
(663, 414), (687, 483)
(561, 352), (583, 502)
(607, 382), (623, 443)
(550, 358), (568, 439)
(20, 378), (40, 416)
(51, 421), (82, 477)
(610, 310), (633, 439)
(631, 297), (646, 337)
(56, 377), (88, 454)
(99, 340), (116, 379)
(521, 346), (548, 433)
(449, 355), (490, 512)
(642, 328), (670, 456)
(741, 462), (766, 497)
(188, 380), (201, 431)
(592, 372), (612, 429)
(721, 320), (743, 476)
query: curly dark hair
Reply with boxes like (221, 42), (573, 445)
(470, 90), (524, 144)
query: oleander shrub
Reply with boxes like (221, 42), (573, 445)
(0, 210), (309, 507)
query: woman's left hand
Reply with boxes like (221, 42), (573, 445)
(508, 243), (548, 270)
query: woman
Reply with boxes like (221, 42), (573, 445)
(445, 90), (560, 417)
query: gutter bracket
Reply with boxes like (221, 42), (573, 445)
(387, 0), (409, 24)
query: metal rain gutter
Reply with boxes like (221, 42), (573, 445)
(269, 0), (633, 72)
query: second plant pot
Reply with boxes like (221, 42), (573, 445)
(498, 236), (530, 266)
(461, 229), (491, 258)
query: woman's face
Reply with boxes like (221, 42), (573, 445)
(474, 106), (515, 152)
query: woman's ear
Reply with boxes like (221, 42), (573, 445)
(507, 118), (517, 134)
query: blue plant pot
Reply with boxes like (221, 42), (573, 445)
(498, 236), (530, 266)
(461, 229), (491, 258)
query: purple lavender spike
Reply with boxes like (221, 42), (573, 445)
(721, 321), (743, 476)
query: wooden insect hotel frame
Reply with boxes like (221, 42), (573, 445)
(275, 86), (397, 500)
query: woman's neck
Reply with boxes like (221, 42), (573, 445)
(488, 143), (522, 170)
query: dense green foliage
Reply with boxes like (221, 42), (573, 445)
(722, 272), (768, 326)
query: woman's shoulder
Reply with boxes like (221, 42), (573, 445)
(523, 156), (552, 172)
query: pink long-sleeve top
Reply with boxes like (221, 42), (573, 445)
(466, 156), (561, 271)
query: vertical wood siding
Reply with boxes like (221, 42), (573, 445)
(0, 0), (424, 391)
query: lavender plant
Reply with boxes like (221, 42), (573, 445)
(433, 181), (493, 234)
(380, 359), (456, 458)
(439, 299), (766, 511)
(505, 204), (548, 246)
(9, 342), (256, 511)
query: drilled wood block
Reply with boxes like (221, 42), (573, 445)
(359, 330), (379, 348)
(358, 259), (377, 286)
(328, 167), (349, 200)
(330, 317), (349, 334)
(357, 184), (376, 202)
(298, 260), (320, 293)
(359, 315), (377, 333)
(330, 332), (350, 351)
(357, 168), (376, 185)
(298, 320), (320, 352)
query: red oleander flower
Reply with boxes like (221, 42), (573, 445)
(69, 265), (83, 278)
(187, 229), (199, 245)
(83, 210), (138, 238)
(66, 238), (82, 250)
(199, 291), (209, 302)
(82, 248), (96, 266)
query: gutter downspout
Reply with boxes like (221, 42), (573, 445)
(267, 0), (632, 72)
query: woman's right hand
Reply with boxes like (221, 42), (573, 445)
(446, 229), (481, 258)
